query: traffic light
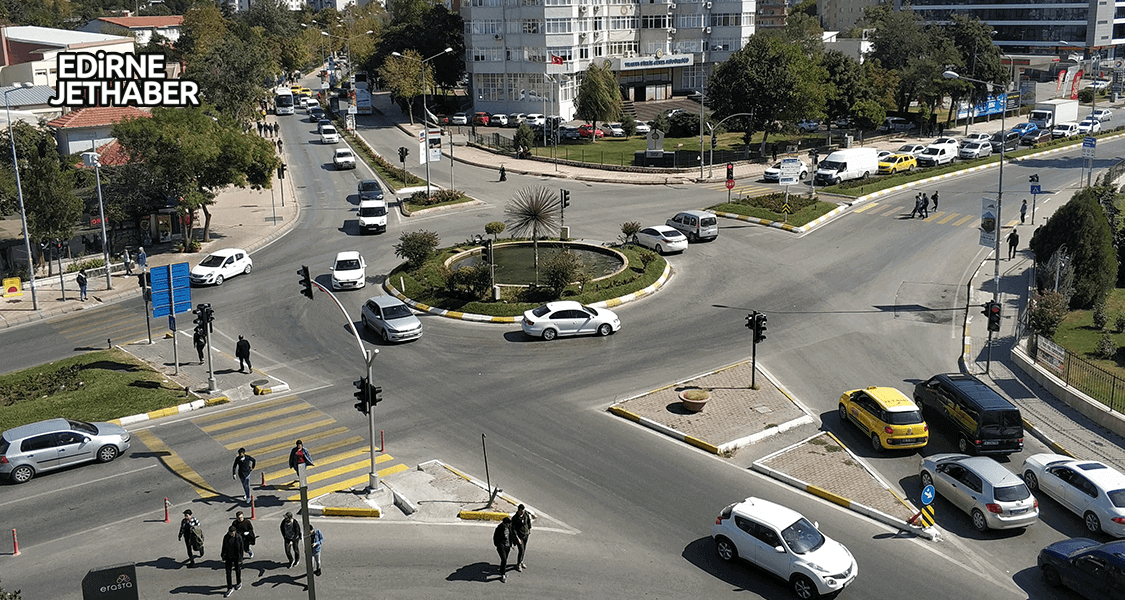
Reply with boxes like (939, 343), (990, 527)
(481, 239), (491, 263)
(754, 312), (768, 344)
(354, 377), (369, 415)
(746, 311), (757, 330)
(710, 134), (717, 148)
(560, 189), (570, 208)
(370, 385), (383, 406)
(298, 265), (313, 299)
(986, 301), (1002, 332)
(726, 163), (734, 181)
(277, 164), (286, 179)
(201, 303), (214, 333)
(1029, 174), (1039, 183)
(398, 146), (408, 162)
(192, 304), (207, 339)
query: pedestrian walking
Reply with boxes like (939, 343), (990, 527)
(123, 248), (133, 275)
(938, 122), (945, 136)
(1020, 199), (1028, 224)
(232, 448), (256, 503)
(288, 440), (314, 478)
(235, 335), (251, 373)
(931, 190), (939, 211)
(221, 525), (244, 597)
(232, 511), (255, 558)
(493, 516), (513, 582)
(918, 194), (928, 219)
(511, 504), (532, 571)
(276, 139), (283, 153)
(280, 512), (302, 568)
(1008, 229), (1020, 260)
(273, 122), (279, 137)
(256, 122), (263, 136)
(137, 247), (147, 270)
(177, 509), (204, 566)
(771, 143), (778, 162)
(910, 195), (922, 218)
(310, 528), (323, 576)
(77, 269), (88, 301)
(194, 329), (206, 363)
(499, 165), (506, 182)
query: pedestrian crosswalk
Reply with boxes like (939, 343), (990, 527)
(698, 180), (782, 199)
(851, 202), (1021, 229)
(191, 395), (408, 503)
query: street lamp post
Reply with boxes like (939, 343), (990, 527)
(81, 149), (112, 291)
(5, 83), (37, 310)
(706, 112), (753, 178)
(944, 70), (1007, 306)
(392, 48), (454, 199)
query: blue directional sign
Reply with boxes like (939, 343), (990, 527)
(921, 484), (935, 506)
(1083, 136), (1097, 148)
(168, 315), (176, 331)
(1030, 184), (1041, 194)
(151, 263), (192, 318)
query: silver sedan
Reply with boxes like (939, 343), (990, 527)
(521, 301), (620, 341)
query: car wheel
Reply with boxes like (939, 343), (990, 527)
(1042, 565), (1062, 588)
(871, 433), (883, 452)
(597, 324), (613, 336)
(1024, 471), (1039, 491)
(908, 164), (915, 171)
(688, 232), (698, 243)
(382, 328), (391, 343)
(215, 275), (224, 286)
(920, 471), (933, 489)
(541, 328), (557, 341)
(656, 244), (666, 256)
(971, 509), (989, 532)
(97, 445), (119, 463)
(838, 404), (848, 422)
(957, 435), (974, 455)
(714, 536), (737, 562)
(10, 464), (34, 484)
(1085, 511), (1102, 534)
(791, 574), (818, 600)
(243, 264), (252, 275)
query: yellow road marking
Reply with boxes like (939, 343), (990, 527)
(870, 204), (899, 216)
(923, 211), (946, 222)
(242, 428), (354, 457)
(134, 429), (219, 498)
(288, 462), (410, 501)
(953, 215), (977, 227)
(937, 213), (960, 224)
(200, 403), (314, 433)
(264, 447), (374, 482)
(255, 436), (367, 470)
(222, 418), (336, 451)
(1004, 219), (1020, 228)
(853, 203), (879, 213)
(193, 396), (303, 424)
(213, 412), (327, 443)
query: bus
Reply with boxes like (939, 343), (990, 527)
(274, 86), (295, 116)
(355, 89), (372, 115)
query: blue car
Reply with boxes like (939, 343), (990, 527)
(1038, 538), (1125, 599)
(1011, 122), (1039, 136)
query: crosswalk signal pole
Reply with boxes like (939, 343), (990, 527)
(297, 460), (316, 600)
(365, 349), (380, 492)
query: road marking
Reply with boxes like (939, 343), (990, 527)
(952, 215), (976, 227)
(1004, 218), (1020, 227)
(213, 411), (325, 442)
(853, 202), (880, 213)
(264, 447), (375, 482)
(254, 435), (365, 470)
(923, 211), (946, 222)
(289, 462), (410, 501)
(0, 464), (160, 509)
(937, 213), (960, 224)
(870, 204), (899, 216)
(223, 418), (336, 450)
(193, 395), (303, 424)
(133, 429), (219, 498)
(199, 402), (311, 433)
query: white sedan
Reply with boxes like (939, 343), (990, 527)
(633, 225), (687, 255)
(333, 148), (356, 170)
(331, 251), (366, 290)
(1023, 453), (1125, 537)
(634, 122), (651, 135)
(521, 301), (620, 341)
(1078, 118), (1102, 134)
(190, 248), (252, 286)
(1092, 108), (1114, 122)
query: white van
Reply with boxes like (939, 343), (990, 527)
(813, 148), (879, 186)
(358, 199), (387, 233)
(916, 145), (956, 167)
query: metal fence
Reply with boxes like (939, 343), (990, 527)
(1101, 157), (1125, 187)
(1030, 333), (1125, 413)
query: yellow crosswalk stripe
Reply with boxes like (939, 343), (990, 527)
(853, 202), (880, 213)
(223, 418), (336, 451)
(200, 403), (314, 433)
(937, 213), (960, 224)
(213, 412), (326, 443)
(923, 211), (946, 222)
(193, 396), (303, 424)
(953, 215), (977, 227)
(871, 204), (900, 216)
(1004, 219), (1020, 228)
(134, 429), (219, 498)
(254, 436), (367, 470)
(289, 462), (410, 501)
(264, 447), (374, 482)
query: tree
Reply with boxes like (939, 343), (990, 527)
(9, 124), (82, 270)
(1027, 290), (1069, 339)
(574, 61), (622, 141)
(776, 12), (824, 58)
(820, 50), (864, 129)
(179, 2), (228, 61)
(514, 123), (534, 154)
(942, 15), (1008, 127)
(541, 248), (591, 299)
(1029, 187), (1118, 309)
(394, 229), (440, 269)
(183, 34), (274, 122)
(379, 49), (428, 124)
(484, 221), (506, 240)
(504, 186), (561, 282)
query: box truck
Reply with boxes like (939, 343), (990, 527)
(1028, 99), (1079, 130)
(814, 148), (879, 186)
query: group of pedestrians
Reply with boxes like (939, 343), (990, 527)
(258, 121), (280, 138)
(492, 504), (534, 582)
(909, 190), (939, 219)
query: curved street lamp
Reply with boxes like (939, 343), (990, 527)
(391, 48), (454, 198)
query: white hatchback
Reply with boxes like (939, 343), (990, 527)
(633, 225), (688, 255)
(190, 248), (252, 286)
(712, 497), (858, 600)
(321, 125), (339, 144)
(331, 251), (366, 290)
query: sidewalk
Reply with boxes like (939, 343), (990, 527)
(0, 115), (301, 329)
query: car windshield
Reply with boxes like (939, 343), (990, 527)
(820, 160), (844, 171)
(781, 518), (825, 554)
(337, 151), (353, 157)
(67, 419), (98, 434)
(922, 148), (939, 156)
(360, 182), (382, 192)
(897, 146), (915, 152)
(1108, 489), (1125, 507)
(323, 127), (336, 135)
(980, 409), (1022, 434)
(994, 484), (1031, 502)
(359, 206), (386, 217)
(383, 304), (413, 319)
(199, 255), (226, 267)
(335, 259), (361, 270)
(886, 409), (924, 425)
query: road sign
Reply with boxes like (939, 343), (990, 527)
(168, 315), (176, 331)
(1030, 184), (1041, 194)
(781, 202), (792, 214)
(1083, 136), (1096, 158)
(921, 484), (935, 506)
(725, 179), (735, 190)
(151, 263), (192, 318)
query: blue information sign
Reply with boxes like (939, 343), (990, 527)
(151, 263), (192, 318)
(1030, 184), (1041, 194)
(921, 484), (935, 506)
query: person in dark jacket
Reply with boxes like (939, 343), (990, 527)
(194, 329), (206, 364)
(280, 511), (302, 568)
(235, 335), (252, 373)
(510, 504), (532, 571)
(493, 516), (513, 582)
(232, 511), (255, 558)
(77, 269), (88, 301)
(221, 525), (245, 597)
(232, 448), (256, 504)
(288, 440), (314, 479)
(177, 509), (203, 566)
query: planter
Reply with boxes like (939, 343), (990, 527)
(679, 389), (711, 412)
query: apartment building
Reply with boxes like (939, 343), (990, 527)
(460, 0), (756, 120)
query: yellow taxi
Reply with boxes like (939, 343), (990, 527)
(838, 386), (928, 451)
(877, 153), (917, 175)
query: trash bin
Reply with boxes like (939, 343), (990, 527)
(843, 135), (853, 148)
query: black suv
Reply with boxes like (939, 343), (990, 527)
(913, 373), (1023, 455)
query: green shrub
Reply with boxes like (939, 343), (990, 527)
(1028, 290), (1070, 339)
(620, 221), (640, 244)
(485, 221), (506, 239)
(1094, 301), (1109, 330)
(1116, 314), (1125, 333)
(638, 250), (656, 271)
(66, 259), (106, 273)
(540, 247), (593, 299)
(410, 189), (466, 207)
(394, 230), (441, 269)
(443, 262), (492, 299)
(1097, 331), (1116, 359)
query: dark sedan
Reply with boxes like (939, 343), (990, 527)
(1039, 538), (1125, 599)
(1021, 129), (1053, 146)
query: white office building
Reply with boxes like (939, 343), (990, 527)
(459, 0), (756, 120)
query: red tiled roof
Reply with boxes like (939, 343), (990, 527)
(45, 106), (150, 129)
(72, 140), (133, 167)
(96, 16), (184, 28)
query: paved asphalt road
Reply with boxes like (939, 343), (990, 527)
(1, 94), (1118, 599)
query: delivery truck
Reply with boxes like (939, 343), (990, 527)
(1028, 99), (1079, 130)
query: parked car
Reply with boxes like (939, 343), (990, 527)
(331, 251), (366, 290)
(1091, 79), (1111, 91)
(920, 453), (1039, 531)
(838, 386), (928, 451)
(913, 373), (1024, 455)
(879, 116), (916, 132)
(320, 125), (340, 144)
(507, 113), (526, 127)
(916, 145), (956, 167)
(959, 140), (993, 160)
(633, 225), (688, 255)
(472, 112), (491, 126)
(931, 137), (961, 149)
(1078, 118), (1102, 134)
(451, 113), (469, 125)
(521, 301), (620, 341)
(1039, 538), (1125, 598)
(490, 113), (509, 127)
(190, 248), (253, 286)
(962, 132), (993, 144)
(877, 150), (894, 160)
(0, 418), (131, 483)
(634, 122), (652, 135)
(896, 144), (927, 156)
(1023, 454), (1125, 537)
(333, 148), (356, 170)
(1052, 122), (1080, 138)
(990, 131), (1021, 153)
(525, 113), (546, 127)
(1011, 122), (1039, 136)
(361, 295), (423, 342)
(1092, 108), (1114, 122)
(1021, 129), (1053, 146)
(603, 123), (626, 137)
(797, 119), (820, 133)
(764, 158), (810, 182)
(712, 497), (858, 599)
(559, 126), (580, 140)
(666, 210), (718, 242)
(578, 124), (604, 138)
(878, 154), (917, 175)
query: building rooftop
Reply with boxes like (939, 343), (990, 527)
(0, 84), (57, 106)
(93, 16), (184, 29)
(45, 106), (150, 129)
(3, 25), (130, 47)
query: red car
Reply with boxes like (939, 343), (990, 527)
(578, 124), (604, 138)
(472, 112), (491, 126)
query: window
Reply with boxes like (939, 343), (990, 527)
(579, 47), (590, 59)
(22, 434), (57, 452)
(548, 48), (574, 62)
(523, 19), (542, 34)
(674, 40), (703, 54)
(546, 18), (573, 33)
(479, 74), (505, 101)
(471, 19), (504, 34)
(608, 41), (638, 55)
(677, 13), (703, 28)
(610, 16), (639, 29)
(642, 15), (670, 28)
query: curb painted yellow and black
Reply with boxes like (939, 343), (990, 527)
(711, 204), (848, 235)
(383, 262), (672, 324)
(308, 505), (382, 518)
(428, 460), (532, 522)
(112, 396), (229, 427)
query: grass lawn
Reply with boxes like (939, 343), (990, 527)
(1049, 289), (1125, 409)
(389, 241), (667, 317)
(0, 349), (191, 432)
(709, 192), (839, 227)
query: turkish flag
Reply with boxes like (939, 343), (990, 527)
(550, 55), (564, 65)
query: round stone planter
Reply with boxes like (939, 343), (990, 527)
(679, 389), (711, 412)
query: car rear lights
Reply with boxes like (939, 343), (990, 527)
(884, 426), (894, 434)
(986, 503), (1002, 514)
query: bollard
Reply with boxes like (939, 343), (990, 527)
(380, 430), (384, 453)
(250, 496), (256, 520)
(164, 497), (170, 523)
(11, 529), (18, 556)
(261, 471), (265, 488)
